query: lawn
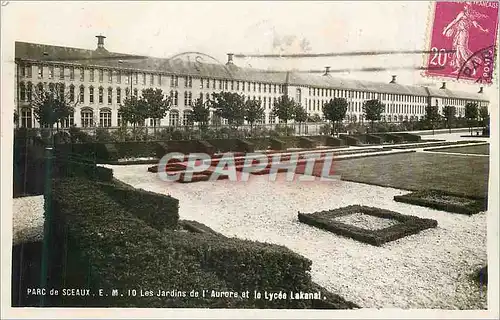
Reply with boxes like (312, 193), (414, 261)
(334, 152), (489, 198)
(426, 144), (490, 155)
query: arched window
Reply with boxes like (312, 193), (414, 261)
(26, 82), (32, 101)
(19, 82), (26, 101)
(117, 111), (124, 127)
(98, 87), (104, 103)
(69, 84), (75, 102)
(79, 85), (85, 103)
(393, 115), (398, 122)
(116, 88), (121, 104)
(81, 108), (94, 127)
(58, 83), (65, 99)
(169, 110), (179, 126)
(125, 87), (130, 98)
(48, 83), (55, 94)
(89, 86), (94, 103)
(21, 107), (32, 128)
(107, 87), (113, 104)
(99, 108), (112, 127)
(36, 83), (44, 95)
(133, 88), (138, 97)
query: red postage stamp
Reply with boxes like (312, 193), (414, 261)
(424, 1), (499, 84)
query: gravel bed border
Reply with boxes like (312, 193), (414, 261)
(298, 205), (438, 246)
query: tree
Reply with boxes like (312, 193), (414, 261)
(190, 98), (211, 132)
(363, 99), (385, 133)
(119, 95), (147, 139)
(209, 92), (245, 128)
(425, 105), (440, 135)
(465, 102), (479, 135)
(244, 99), (265, 135)
(479, 105), (489, 129)
(294, 104), (308, 135)
(322, 98), (348, 136)
(442, 105), (456, 133)
(31, 85), (74, 141)
(272, 95), (297, 125)
(141, 88), (171, 134)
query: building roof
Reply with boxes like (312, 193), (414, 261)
(15, 41), (488, 102)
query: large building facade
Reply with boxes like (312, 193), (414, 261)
(14, 36), (489, 129)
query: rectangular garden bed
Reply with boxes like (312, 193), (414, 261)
(393, 189), (487, 215)
(298, 205), (437, 246)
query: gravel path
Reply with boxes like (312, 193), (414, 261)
(12, 196), (45, 246)
(110, 164), (487, 309)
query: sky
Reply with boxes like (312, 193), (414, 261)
(1, 1), (498, 104)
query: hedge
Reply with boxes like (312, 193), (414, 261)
(325, 136), (344, 146)
(48, 177), (357, 308)
(299, 137), (317, 149)
(298, 205), (438, 246)
(339, 135), (361, 146)
(270, 138), (285, 150)
(50, 178), (238, 308)
(236, 139), (255, 152)
(97, 182), (180, 231)
(382, 133), (405, 144)
(364, 134), (383, 144)
(248, 137), (272, 151)
(113, 142), (160, 159)
(393, 189), (487, 215)
(398, 133), (421, 142)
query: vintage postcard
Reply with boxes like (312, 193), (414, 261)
(1, 1), (498, 319)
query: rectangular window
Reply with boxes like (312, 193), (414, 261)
(200, 78), (204, 89)
(26, 65), (32, 78)
(158, 74), (162, 86)
(230, 81), (234, 91)
(69, 86), (75, 102)
(117, 88), (121, 104)
(99, 69), (104, 82)
(89, 87), (94, 103)
(90, 69), (95, 82)
(80, 68), (85, 81)
(108, 70), (113, 83)
(150, 74), (154, 86)
(70, 67), (74, 80)
(59, 67), (65, 80)
(117, 71), (121, 84)
(99, 88), (104, 103)
(134, 73), (138, 85)
(79, 86), (84, 103)
(143, 73), (146, 85)
(48, 66), (54, 79)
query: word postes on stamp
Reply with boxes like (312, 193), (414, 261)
(424, 1), (499, 84)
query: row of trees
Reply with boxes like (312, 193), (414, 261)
(19, 85), (490, 139)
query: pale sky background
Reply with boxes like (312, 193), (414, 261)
(2, 0), (498, 106)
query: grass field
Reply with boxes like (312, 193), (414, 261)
(334, 152), (489, 198)
(426, 144), (490, 155)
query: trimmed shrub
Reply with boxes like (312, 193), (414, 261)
(364, 134), (383, 144)
(179, 220), (227, 237)
(383, 133), (404, 144)
(248, 137), (272, 151)
(113, 142), (159, 159)
(393, 189), (487, 215)
(325, 136), (344, 146)
(50, 178), (237, 308)
(97, 182), (180, 231)
(398, 133), (421, 142)
(47, 178), (357, 309)
(167, 230), (313, 308)
(198, 140), (216, 155)
(270, 138), (285, 150)
(339, 135), (361, 146)
(236, 139), (255, 153)
(298, 137), (317, 149)
(104, 144), (119, 160)
(298, 205), (437, 246)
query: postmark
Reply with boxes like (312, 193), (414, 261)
(424, 1), (499, 84)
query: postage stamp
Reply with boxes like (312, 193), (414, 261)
(424, 1), (499, 84)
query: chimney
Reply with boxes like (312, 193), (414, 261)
(96, 35), (106, 49)
(440, 82), (446, 89)
(323, 66), (331, 76)
(226, 53), (234, 65)
(390, 75), (397, 83)
(478, 87), (483, 93)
